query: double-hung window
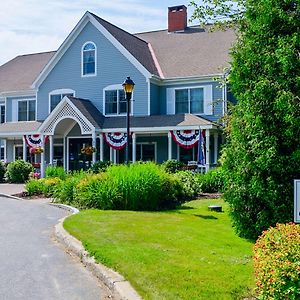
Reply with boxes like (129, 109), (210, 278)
(105, 89), (127, 115)
(82, 42), (96, 76)
(50, 91), (74, 112)
(175, 88), (204, 114)
(18, 99), (35, 121)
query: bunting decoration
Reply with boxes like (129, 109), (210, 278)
(24, 135), (48, 149)
(103, 132), (128, 150)
(170, 130), (200, 149)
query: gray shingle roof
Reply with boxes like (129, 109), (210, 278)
(135, 26), (235, 78)
(68, 96), (105, 129)
(0, 121), (42, 135)
(103, 114), (215, 130)
(0, 52), (56, 93)
(90, 12), (159, 76)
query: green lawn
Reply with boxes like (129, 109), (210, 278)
(64, 199), (255, 300)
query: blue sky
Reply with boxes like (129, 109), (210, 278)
(0, 0), (198, 66)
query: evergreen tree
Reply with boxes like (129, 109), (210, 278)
(191, 0), (300, 239)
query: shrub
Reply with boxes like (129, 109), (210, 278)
(162, 159), (184, 174)
(0, 161), (6, 182)
(91, 160), (112, 173)
(196, 167), (225, 193)
(173, 171), (199, 200)
(53, 171), (87, 204)
(41, 177), (61, 197)
(254, 223), (300, 299)
(45, 166), (66, 180)
(6, 160), (34, 183)
(65, 163), (184, 211)
(25, 179), (45, 196)
(75, 173), (121, 209)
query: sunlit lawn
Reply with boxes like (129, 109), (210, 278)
(64, 199), (255, 299)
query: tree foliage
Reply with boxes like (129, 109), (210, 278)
(190, 0), (300, 239)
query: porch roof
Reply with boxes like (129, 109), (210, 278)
(0, 121), (42, 136)
(103, 114), (217, 130)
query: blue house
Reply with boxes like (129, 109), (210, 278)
(0, 5), (235, 176)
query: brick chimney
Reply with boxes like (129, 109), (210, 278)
(168, 5), (187, 33)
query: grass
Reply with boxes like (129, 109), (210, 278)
(64, 199), (255, 299)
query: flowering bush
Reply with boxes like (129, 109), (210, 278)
(30, 172), (41, 179)
(253, 223), (300, 299)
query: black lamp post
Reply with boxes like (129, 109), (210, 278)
(122, 76), (135, 164)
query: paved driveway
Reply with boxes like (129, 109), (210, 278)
(0, 196), (113, 300)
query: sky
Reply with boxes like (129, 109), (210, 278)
(0, 0), (198, 66)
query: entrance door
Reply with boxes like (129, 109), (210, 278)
(69, 138), (92, 171)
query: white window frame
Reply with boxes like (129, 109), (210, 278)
(13, 144), (23, 161)
(17, 98), (36, 121)
(81, 41), (97, 77)
(136, 142), (157, 162)
(166, 85), (213, 115)
(103, 84), (133, 116)
(49, 89), (75, 113)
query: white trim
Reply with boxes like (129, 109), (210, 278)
(81, 41), (97, 77)
(0, 90), (36, 97)
(48, 89), (75, 114)
(101, 124), (215, 133)
(103, 84), (133, 116)
(32, 12), (151, 89)
(39, 96), (96, 135)
(147, 78), (151, 116)
(151, 74), (223, 86)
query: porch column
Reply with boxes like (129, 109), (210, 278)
(3, 139), (7, 163)
(64, 136), (68, 172)
(92, 130), (96, 164)
(49, 135), (54, 165)
(132, 133), (136, 163)
(214, 132), (218, 165)
(40, 135), (45, 178)
(168, 131), (172, 160)
(110, 147), (113, 163)
(113, 149), (117, 164)
(22, 136), (27, 162)
(205, 129), (210, 171)
(99, 133), (104, 161)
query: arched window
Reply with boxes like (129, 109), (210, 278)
(82, 42), (96, 76)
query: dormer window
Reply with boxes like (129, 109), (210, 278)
(82, 42), (96, 76)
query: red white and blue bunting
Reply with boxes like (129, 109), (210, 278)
(24, 135), (48, 148)
(103, 132), (129, 150)
(170, 130), (200, 149)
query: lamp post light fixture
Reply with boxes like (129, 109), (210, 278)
(122, 76), (135, 164)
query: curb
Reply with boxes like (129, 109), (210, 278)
(0, 193), (25, 201)
(54, 214), (141, 300)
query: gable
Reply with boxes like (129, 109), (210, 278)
(32, 12), (156, 89)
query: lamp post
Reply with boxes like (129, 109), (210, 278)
(122, 76), (135, 164)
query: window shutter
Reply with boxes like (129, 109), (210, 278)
(12, 99), (18, 121)
(204, 85), (213, 115)
(166, 88), (175, 115)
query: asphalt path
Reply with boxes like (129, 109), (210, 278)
(0, 196), (113, 300)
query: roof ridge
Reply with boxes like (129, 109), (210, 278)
(88, 12), (149, 45)
(16, 51), (56, 58)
